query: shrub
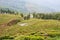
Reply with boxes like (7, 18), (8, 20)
(0, 36), (14, 40)
(15, 35), (44, 40)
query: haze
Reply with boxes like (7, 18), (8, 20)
(0, 0), (60, 12)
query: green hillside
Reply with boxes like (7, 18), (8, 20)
(0, 14), (60, 40)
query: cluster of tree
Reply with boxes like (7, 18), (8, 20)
(20, 13), (60, 20)
(0, 8), (16, 14)
(24, 14), (30, 20)
(33, 13), (60, 20)
(0, 8), (60, 20)
(20, 13), (30, 20)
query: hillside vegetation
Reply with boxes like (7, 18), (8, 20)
(0, 14), (60, 40)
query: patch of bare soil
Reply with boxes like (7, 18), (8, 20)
(7, 19), (20, 26)
(0, 23), (7, 27)
(0, 19), (20, 27)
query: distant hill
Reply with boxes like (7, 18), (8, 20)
(0, 0), (56, 13)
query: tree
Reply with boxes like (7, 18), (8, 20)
(20, 13), (24, 17)
(33, 12), (36, 18)
(27, 14), (30, 19)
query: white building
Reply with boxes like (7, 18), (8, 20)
(30, 14), (33, 18)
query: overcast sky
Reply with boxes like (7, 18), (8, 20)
(0, 0), (60, 11)
(25, 0), (60, 8)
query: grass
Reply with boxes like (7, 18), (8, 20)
(0, 14), (60, 40)
(0, 14), (21, 24)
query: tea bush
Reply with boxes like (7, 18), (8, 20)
(15, 35), (45, 40)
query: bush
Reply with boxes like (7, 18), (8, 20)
(15, 35), (44, 40)
(0, 36), (14, 40)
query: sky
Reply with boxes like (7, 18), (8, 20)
(0, 0), (60, 7)
(0, 0), (60, 12)
(25, 0), (60, 10)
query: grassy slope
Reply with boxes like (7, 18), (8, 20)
(0, 14), (21, 24)
(0, 14), (60, 40)
(0, 14), (21, 36)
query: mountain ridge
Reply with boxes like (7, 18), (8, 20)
(0, 0), (56, 13)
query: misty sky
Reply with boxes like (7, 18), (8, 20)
(26, 0), (60, 9)
(0, 0), (60, 11)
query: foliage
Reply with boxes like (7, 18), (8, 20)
(15, 35), (44, 40)
(32, 13), (60, 20)
(0, 36), (14, 40)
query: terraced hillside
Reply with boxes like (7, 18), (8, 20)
(0, 14), (60, 40)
